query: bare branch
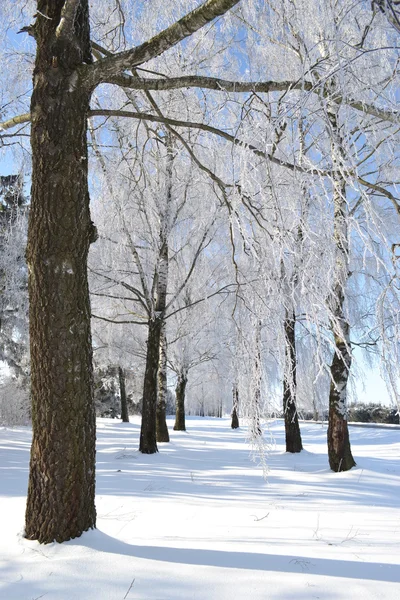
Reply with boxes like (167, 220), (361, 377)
(88, 109), (330, 176)
(0, 113), (30, 131)
(165, 283), (236, 320)
(89, 268), (150, 314)
(357, 176), (400, 218)
(86, 0), (241, 87)
(165, 219), (216, 311)
(97, 73), (400, 125)
(91, 314), (147, 325)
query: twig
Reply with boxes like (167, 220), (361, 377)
(251, 512), (269, 522)
(123, 578), (135, 599)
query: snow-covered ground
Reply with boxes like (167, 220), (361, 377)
(1, 417), (399, 599)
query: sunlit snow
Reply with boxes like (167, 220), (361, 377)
(0, 417), (399, 599)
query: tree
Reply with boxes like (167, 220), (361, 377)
(325, 80), (356, 472)
(282, 308), (303, 452)
(231, 383), (239, 429)
(118, 366), (129, 423)
(168, 285), (225, 430)
(173, 366), (188, 431)
(89, 119), (223, 451)
(157, 323), (169, 441)
(22, 0), (241, 543)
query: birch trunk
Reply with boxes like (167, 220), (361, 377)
(231, 384), (239, 429)
(326, 89), (356, 472)
(156, 323), (170, 442)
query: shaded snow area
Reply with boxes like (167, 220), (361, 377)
(1, 418), (399, 599)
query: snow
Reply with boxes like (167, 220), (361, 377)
(0, 417), (399, 599)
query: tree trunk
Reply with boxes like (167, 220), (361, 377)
(174, 370), (187, 431)
(140, 317), (162, 453)
(326, 85), (355, 472)
(252, 321), (262, 437)
(328, 328), (356, 471)
(283, 310), (303, 453)
(119, 366), (129, 423)
(25, 1), (96, 543)
(139, 136), (172, 452)
(231, 384), (239, 429)
(156, 323), (169, 442)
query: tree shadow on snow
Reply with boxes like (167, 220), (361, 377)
(71, 528), (400, 584)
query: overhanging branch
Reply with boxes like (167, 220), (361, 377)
(99, 74), (400, 125)
(85, 0), (241, 87)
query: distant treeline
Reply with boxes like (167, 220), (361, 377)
(296, 403), (399, 425)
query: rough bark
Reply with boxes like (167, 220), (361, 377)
(174, 370), (187, 431)
(231, 384), (239, 429)
(326, 85), (356, 472)
(156, 323), (170, 442)
(119, 366), (129, 423)
(283, 310), (303, 453)
(25, 0), (96, 544)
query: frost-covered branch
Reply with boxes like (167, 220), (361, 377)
(86, 0), (241, 87)
(89, 109), (331, 176)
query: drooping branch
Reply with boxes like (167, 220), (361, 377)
(88, 109), (330, 176)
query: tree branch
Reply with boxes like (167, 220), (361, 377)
(165, 219), (216, 312)
(0, 113), (30, 131)
(89, 108), (330, 176)
(86, 0), (241, 87)
(96, 73), (400, 125)
(357, 176), (400, 218)
(165, 283), (236, 320)
(89, 268), (150, 314)
(91, 313), (147, 325)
